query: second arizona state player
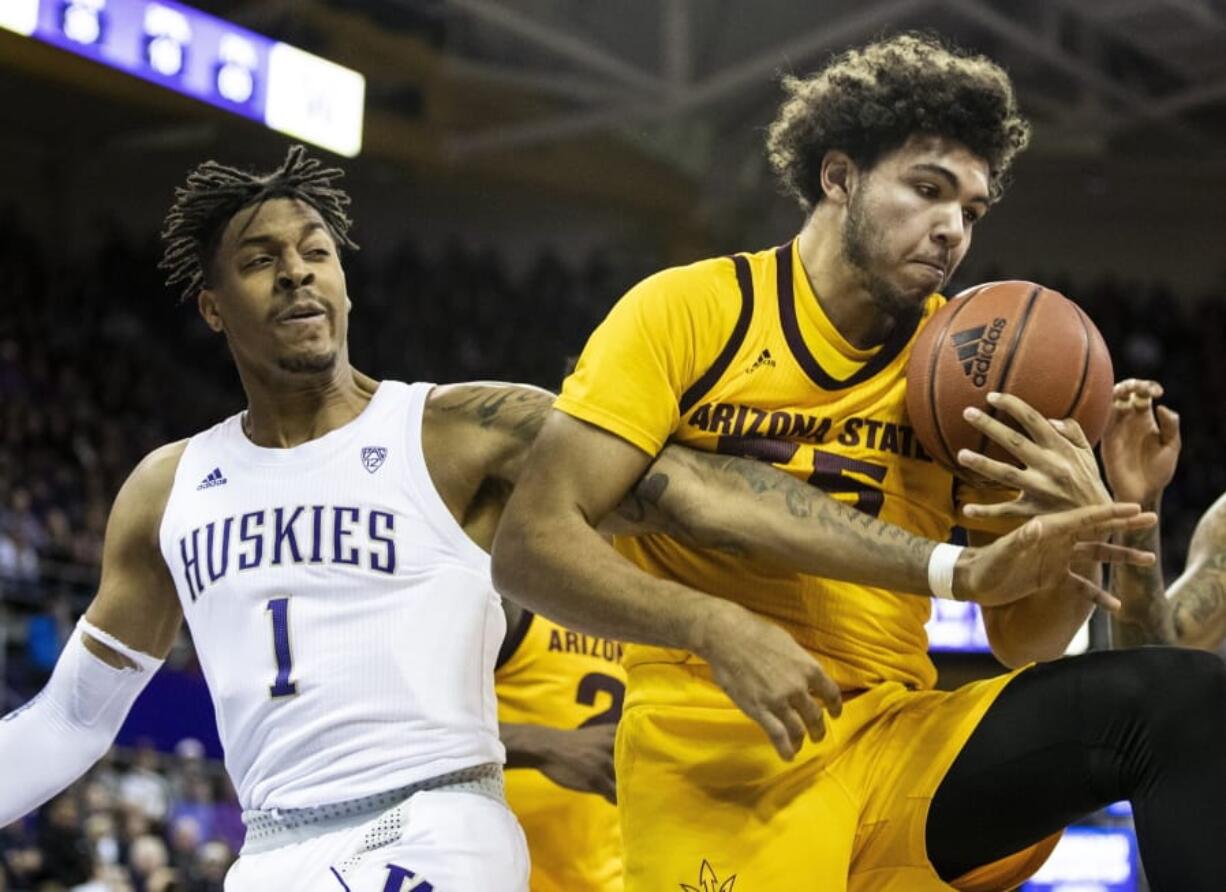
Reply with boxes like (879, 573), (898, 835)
(494, 33), (1226, 891)
(497, 601), (625, 892)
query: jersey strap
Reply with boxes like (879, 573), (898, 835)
(496, 609), (535, 670)
(678, 254), (755, 415)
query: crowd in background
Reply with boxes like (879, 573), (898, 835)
(0, 742), (238, 891)
(2, 209), (1224, 888)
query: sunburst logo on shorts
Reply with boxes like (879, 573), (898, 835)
(681, 859), (736, 892)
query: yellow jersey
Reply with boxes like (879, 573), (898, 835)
(496, 611), (626, 892)
(557, 239), (981, 692)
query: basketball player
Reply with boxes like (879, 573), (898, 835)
(1097, 378), (1226, 650)
(493, 33), (1226, 891)
(497, 598), (624, 892)
(0, 146), (1157, 890)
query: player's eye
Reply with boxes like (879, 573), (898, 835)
(243, 256), (272, 270)
(916, 183), (939, 199)
(962, 209), (981, 225)
(306, 248), (330, 258)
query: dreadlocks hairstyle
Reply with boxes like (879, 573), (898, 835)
(766, 32), (1031, 211)
(159, 144), (359, 302)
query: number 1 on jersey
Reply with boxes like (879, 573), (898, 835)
(266, 597), (298, 698)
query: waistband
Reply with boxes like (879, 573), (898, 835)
(241, 763), (504, 855)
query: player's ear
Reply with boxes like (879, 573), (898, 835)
(820, 151), (857, 206)
(198, 288), (225, 333)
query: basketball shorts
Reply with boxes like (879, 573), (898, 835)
(506, 767), (623, 892)
(617, 658), (1059, 892)
(226, 788), (529, 891)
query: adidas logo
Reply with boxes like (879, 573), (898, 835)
(950, 317), (1007, 387)
(196, 467), (228, 490)
(745, 348), (777, 375)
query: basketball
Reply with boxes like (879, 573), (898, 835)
(905, 281), (1114, 472)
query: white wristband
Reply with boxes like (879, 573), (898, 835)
(927, 543), (965, 601)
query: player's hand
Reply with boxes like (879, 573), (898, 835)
(956, 391), (1111, 520)
(1101, 379), (1180, 509)
(954, 501), (1157, 611)
(533, 723), (618, 804)
(694, 601), (842, 762)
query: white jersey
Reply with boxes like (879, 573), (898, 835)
(158, 381), (505, 811)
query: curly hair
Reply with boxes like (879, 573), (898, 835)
(766, 32), (1031, 210)
(159, 144), (358, 302)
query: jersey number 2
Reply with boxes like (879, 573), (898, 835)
(576, 672), (625, 728)
(266, 597), (298, 698)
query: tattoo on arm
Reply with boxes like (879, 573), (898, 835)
(433, 385), (553, 444)
(1171, 552), (1226, 646)
(615, 472), (668, 526)
(1109, 524), (1172, 647)
(621, 447), (932, 572)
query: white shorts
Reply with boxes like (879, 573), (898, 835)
(225, 790), (529, 892)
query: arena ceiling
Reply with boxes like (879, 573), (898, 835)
(4, 0), (1226, 216)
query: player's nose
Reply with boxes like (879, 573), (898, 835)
(276, 254), (314, 291)
(930, 205), (965, 249)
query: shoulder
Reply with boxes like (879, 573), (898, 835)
(620, 256), (743, 317)
(585, 255), (749, 371)
(424, 382), (556, 489)
(126, 439), (189, 497)
(425, 382), (555, 444)
(109, 440), (189, 548)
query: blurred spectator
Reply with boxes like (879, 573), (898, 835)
(186, 841), (231, 892)
(119, 745), (172, 825)
(129, 834), (171, 889)
(36, 794), (93, 887)
(2, 743), (238, 890)
(23, 591), (72, 682)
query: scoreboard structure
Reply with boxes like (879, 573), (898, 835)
(0, 0), (364, 156)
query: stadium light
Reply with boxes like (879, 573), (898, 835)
(7, 0), (365, 157)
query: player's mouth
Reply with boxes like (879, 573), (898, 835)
(276, 302), (328, 325)
(909, 258), (947, 286)
(910, 258), (946, 276)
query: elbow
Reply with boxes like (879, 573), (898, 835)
(983, 610), (1072, 669)
(490, 517), (531, 601)
(989, 641), (1055, 670)
(491, 502), (557, 603)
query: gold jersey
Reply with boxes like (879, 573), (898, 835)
(496, 611), (626, 892)
(557, 239), (989, 692)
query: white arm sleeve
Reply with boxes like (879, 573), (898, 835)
(0, 618), (163, 825)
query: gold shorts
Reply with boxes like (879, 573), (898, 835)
(617, 659), (1058, 891)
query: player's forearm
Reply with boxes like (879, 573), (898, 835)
(0, 625), (159, 825)
(984, 578), (1096, 668)
(1109, 520), (1174, 647)
(616, 446), (936, 597)
(499, 722), (565, 769)
(0, 697), (113, 824)
(493, 505), (744, 659)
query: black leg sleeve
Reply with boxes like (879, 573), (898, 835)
(926, 647), (1226, 891)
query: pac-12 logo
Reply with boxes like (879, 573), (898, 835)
(682, 859), (737, 892)
(361, 446), (388, 474)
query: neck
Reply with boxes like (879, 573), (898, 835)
(237, 358), (380, 448)
(795, 207), (896, 349)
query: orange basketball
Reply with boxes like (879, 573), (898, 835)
(905, 281), (1114, 472)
